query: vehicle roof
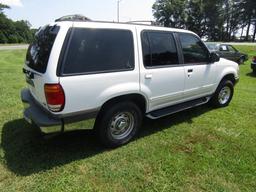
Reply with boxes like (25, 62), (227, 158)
(205, 42), (234, 47)
(52, 20), (197, 36)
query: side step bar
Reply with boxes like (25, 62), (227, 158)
(146, 97), (211, 119)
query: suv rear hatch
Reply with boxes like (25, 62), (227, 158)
(23, 25), (60, 108)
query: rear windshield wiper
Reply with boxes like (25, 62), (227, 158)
(23, 68), (34, 79)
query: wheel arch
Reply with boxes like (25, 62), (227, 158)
(99, 93), (148, 115)
(220, 73), (236, 85)
(213, 72), (236, 94)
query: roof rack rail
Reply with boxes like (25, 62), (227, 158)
(55, 14), (91, 22)
(127, 20), (161, 26)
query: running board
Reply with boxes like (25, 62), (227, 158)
(146, 97), (211, 119)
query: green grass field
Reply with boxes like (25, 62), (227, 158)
(0, 46), (255, 191)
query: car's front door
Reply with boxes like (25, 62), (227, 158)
(178, 33), (216, 99)
(227, 45), (240, 61)
(139, 30), (185, 111)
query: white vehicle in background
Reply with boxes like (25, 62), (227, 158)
(21, 15), (239, 147)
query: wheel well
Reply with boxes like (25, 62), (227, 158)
(100, 94), (147, 113)
(221, 74), (236, 85)
(240, 55), (245, 59)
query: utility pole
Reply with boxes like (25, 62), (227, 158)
(117, 0), (122, 22)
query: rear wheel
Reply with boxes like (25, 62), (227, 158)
(211, 80), (234, 107)
(95, 102), (142, 148)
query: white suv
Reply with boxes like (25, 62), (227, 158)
(21, 17), (239, 147)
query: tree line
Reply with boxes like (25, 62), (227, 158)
(0, 3), (36, 44)
(153, 0), (256, 41)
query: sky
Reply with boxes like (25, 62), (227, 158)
(0, 0), (155, 28)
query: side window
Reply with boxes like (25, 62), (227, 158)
(62, 28), (134, 75)
(141, 31), (179, 67)
(228, 45), (236, 52)
(179, 33), (209, 64)
(220, 45), (228, 51)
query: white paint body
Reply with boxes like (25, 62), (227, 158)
(23, 21), (239, 117)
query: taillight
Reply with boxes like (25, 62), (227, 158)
(44, 84), (65, 112)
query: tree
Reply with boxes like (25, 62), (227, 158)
(0, 3), (10, 12)
(239, 0), (256, 41)
(0, 3), (35, 43)
(153, 0), (187, 28)
(186, 0), (206, 37)
(152, 0), (255, 41)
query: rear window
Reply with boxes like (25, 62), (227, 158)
(61, 28), (134, 75)
(26, 25), (60, 73)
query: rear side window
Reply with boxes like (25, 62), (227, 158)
(179, 33), (209, 64)
(220, 45), (228, 51)
(141, 31), (179, 67)
(62, 28), (134, 75)
(26, 25), (59, 73)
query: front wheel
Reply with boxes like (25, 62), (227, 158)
(95, 102), (142, 148)
(210, 80), (234, 108)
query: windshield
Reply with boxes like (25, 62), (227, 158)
(25, 25), (60, 73)
(205, 43), (218, 51)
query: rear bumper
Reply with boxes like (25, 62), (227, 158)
(21, 88), (97, 134)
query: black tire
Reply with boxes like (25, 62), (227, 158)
(210, 80), (234, 108)
(95, 102), (142, 148)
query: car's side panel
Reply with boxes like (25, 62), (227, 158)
(183, 64), (217, 98)
(178, 33), (217, 100)
(58, 23), (140, 115)
(24, 22), (72, 110)
(213, 58), (239, 90)
(136, 27), (186, 112)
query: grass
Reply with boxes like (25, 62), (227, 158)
(0, 46), (256, 192)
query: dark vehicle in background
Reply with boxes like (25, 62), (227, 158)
(251, 56), (256, 74)
(205, 42), (248, 64)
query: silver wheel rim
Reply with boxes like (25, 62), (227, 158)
(218, 86), (231, 105)
(110, 112), (135, 140)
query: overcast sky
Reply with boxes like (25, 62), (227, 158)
(0, 0), (155, 28)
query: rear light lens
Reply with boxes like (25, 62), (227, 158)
(44, 84), (65, 112)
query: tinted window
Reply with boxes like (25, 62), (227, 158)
(220, 45), (228, 51)
(206, 43), (218, 51)
(26, 25), (59, 73)
(228, 45), (236, 52)
(141, 31), (179, 67)
(179, 33), (209, 64)
(62, 28), (134, 74)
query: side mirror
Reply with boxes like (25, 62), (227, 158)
(209, 52), (220, 63)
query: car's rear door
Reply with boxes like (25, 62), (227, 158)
(58, 23), (139, 114)
(139, 29), (185, 111)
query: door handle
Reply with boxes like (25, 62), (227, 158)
(188, 69), (193, 73)
(145, 74), (152, 79)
